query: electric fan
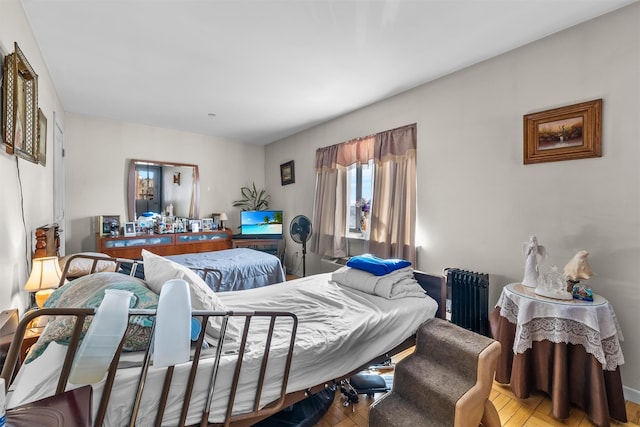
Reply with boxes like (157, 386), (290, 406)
(289, 215), (313, 277)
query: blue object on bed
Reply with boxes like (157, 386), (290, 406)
(166, 248), (286, 292)
(346, 254), (411, 276)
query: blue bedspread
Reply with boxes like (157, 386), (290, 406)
(166, 248), (285, 292)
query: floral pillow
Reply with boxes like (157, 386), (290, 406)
(26, 272), (159, 363)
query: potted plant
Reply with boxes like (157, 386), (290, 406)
(232, 182), (270, 211)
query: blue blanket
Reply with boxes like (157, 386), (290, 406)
(346, 254), (411, 276)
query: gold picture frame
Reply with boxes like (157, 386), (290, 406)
(523, 99), (602, 165)
(2, 42), (39, 162)
(37, 108), (47, 166)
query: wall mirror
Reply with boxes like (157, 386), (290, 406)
(127, 159), (200, 221)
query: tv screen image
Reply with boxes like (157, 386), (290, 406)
(240, 210), (283, 237)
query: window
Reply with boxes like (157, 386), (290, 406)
(348, 160), (374, 235)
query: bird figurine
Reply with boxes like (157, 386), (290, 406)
(563, 250), (594, 281)
(522, 236), (547, 287)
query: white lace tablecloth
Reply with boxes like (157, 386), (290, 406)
(496, 283), (624, 371)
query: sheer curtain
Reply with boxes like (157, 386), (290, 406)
(310, 136), (374, 257)
(369, 124), (417, 264)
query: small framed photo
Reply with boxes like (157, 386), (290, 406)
(37, 108), (47, 166)
(190, 219), (202, 233)
(524, 99), (602, 165)
(280, 160), (295, 185)
(123, 222), (136, 236)
(202, 218), (214, 231)
(98, 215), (121, 236)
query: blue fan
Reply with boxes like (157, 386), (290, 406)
(289, 215), (312, 276)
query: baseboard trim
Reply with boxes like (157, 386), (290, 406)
(624, 385), (640, 404)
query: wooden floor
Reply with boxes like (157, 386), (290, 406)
(314, 347), (640, 427)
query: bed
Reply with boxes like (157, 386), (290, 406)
(2, 254), (446, 427)
(59, 248), (286, 292)
(165, 248), (286, 292)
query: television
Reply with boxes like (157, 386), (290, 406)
(240, 210), (283, 238)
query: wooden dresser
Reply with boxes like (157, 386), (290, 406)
(96, 229), (232, 258)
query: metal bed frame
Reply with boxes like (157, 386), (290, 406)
(2, 255), (447, 426)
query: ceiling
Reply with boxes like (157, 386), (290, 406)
(20, 0), (636, 145)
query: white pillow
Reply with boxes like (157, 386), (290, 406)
(59, 252), (117, 277)
(141, 250), (240, 339)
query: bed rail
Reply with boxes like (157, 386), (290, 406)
(59, 254), (144, 285)
(1, 307), (298, 427)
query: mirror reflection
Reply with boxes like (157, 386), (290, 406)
(128, 159), (200, 221)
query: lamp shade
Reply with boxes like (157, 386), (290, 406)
(219, 212), (228, 221)
(25, 256), (62, 292)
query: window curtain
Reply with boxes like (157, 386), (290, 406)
(310, 136), (374, 257)
(369, 124), (417, 265)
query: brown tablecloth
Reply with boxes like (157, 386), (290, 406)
(490, 307), (627, 426)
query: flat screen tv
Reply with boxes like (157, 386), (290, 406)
(240, 210), (283, 238)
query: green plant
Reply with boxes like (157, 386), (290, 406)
(232, 182), (270, 211)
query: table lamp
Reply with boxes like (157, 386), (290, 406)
(24, 256), (62, 308)
(219, 212), (228, 230)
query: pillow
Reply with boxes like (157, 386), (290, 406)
(59, 252), (117, 277)
(26, 272), (158, 363)
(346, 254), (412, 276)
(141, 250), (240, 340)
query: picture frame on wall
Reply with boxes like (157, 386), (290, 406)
(2, 43), (39, 162)
(37, 108), (46, 166)
(280, 160), (295, 185)
(523, 99), (602, 165)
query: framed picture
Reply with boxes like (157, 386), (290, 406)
(211, 213), (221, 230)
(2, 43), (39, 162)
(280, 160), (295, 185)
(190, 219), (202, 233)
(98, 215), (121, 236)
(123, 222), (136, 237)
(37, 108), (46, 166)
(202, 218), (214, 231)
(524, 99), (602, 165)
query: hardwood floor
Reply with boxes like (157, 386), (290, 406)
(314, 347), (640, 427)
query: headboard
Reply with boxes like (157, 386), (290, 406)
(34, 223), (60, 258)
(414, 270), (447, 320)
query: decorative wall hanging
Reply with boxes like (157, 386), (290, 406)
(280, 160), (295, 185)
(523, 99), (601, 164)
(37, 108), (47, 166)
(2, 42), (39, 162)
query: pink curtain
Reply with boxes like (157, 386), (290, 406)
(369, 124), (417, 264)
(309, 137), (374, 257)
(310, 124), (415, 263)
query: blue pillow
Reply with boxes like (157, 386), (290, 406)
(346, 254), (411, 276)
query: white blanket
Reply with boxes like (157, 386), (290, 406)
(8, 273), (437, 426)
(331, 266), (427, 299)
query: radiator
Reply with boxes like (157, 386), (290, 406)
(446, 268), (490, 336)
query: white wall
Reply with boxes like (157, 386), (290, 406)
(266, 4), (640, 394)
(0, 0), (65, 314)
(63, 113), (265, 254)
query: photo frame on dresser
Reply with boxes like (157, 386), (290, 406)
(123, 222), (136, 237)
(98, 215), (121, 236)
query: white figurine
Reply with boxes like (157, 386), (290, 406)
(564, 250), (594, 281)
(522, 236), (547, 287)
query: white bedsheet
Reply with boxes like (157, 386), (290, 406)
(7, 273), (437, 426)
